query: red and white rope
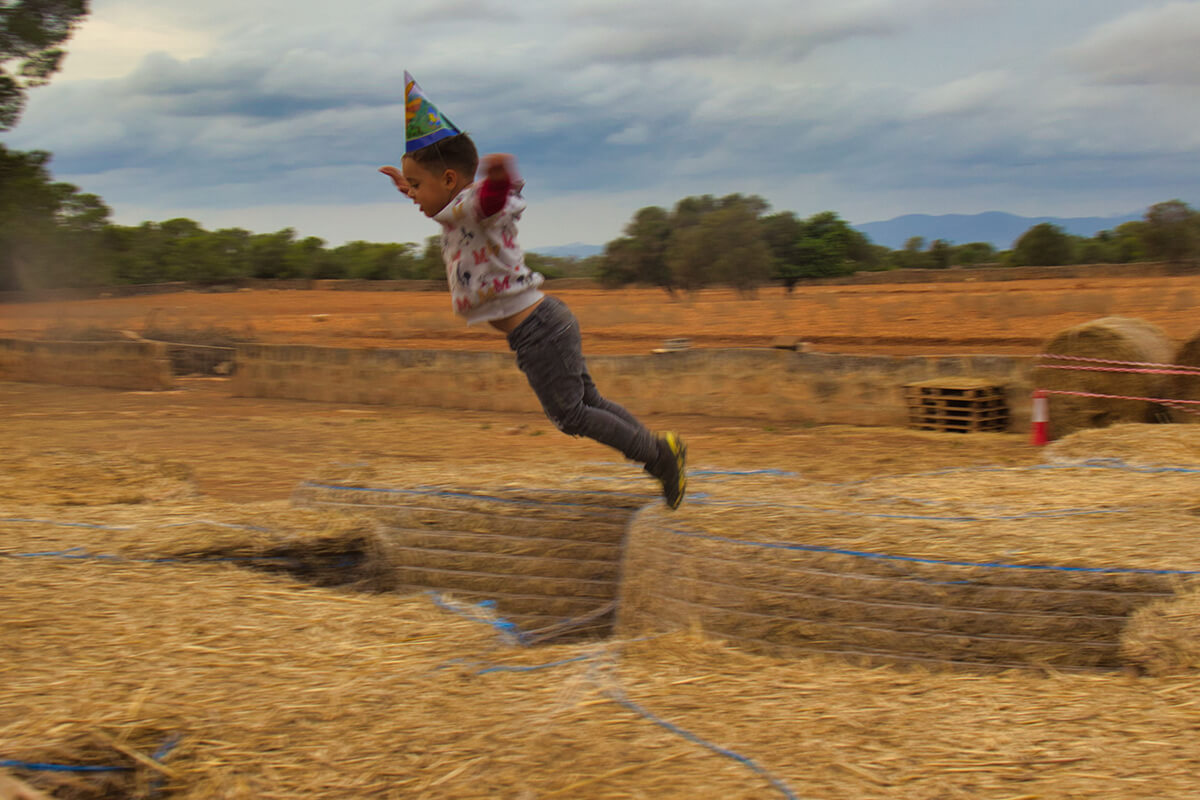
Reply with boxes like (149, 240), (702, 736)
(1036, 364), (1200, 376)
(1037, 353), (1200, 374)
(1039, 388), (1200, 416)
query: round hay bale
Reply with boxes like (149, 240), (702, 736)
(1120, 590), (1200, 676)
(1035, 316), (1175, 437)
(1168, 330), (1200, 424)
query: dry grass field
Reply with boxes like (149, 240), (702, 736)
(2, 274), (1198, 355)
(3, 273), (1200, 799)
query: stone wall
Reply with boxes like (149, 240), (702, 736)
(233, 344), (1036, 429)
(0, 338), (174, 390)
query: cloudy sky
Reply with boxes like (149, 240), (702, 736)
(4, 0), (1200, 250)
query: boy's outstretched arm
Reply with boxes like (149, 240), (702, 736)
(378, 165), (412, 197)
(478, 153), (517, 218)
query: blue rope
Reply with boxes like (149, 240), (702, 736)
(427, 592), (529, 645)
(690, 469), (799, 477)
(0, 758), (131, 773)
(667, 526), (1200, 576)
(152, 734), (182, 762)
(831, 460), (1200, 487)
(427, 597), (799, 798)
(687, 498), (1132, 523)
(604, 687), (800, 800)
(2, 734), (181, 776)
(476, 655), (592, 675)
(0, 517), (131, 530)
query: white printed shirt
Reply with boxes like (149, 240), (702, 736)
(432, 181), (544, 325)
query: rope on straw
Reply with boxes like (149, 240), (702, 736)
(427, 591), (529, 645)
(1037, 353), (1200, 372)
(601, 684), (801, 800)
(429, 595), (802, 800)
(1, 734), (180, 776)
(664, 526), (1200, 576)
(1035, 353), (1200, 414)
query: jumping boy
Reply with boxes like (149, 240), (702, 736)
(378, 72), (686, 508)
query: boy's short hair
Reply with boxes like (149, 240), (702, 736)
(404, 133), (479, 179)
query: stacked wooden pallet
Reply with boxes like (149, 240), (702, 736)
(905, 378), (1009, 433)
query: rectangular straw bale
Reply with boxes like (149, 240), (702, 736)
(633, 537), (1176, 616)
(652, 572), (1127, 643)
(651, 595), (1122, 669)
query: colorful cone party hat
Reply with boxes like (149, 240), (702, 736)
(405, 71), (461, 153)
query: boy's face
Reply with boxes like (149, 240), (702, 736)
(400, 157), (460, 218)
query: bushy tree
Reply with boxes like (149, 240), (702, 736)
(0, 143), (115, 289)
(1010, 223), (1074, 266)
(1141, 200), (1199, 263)
(1, 0), (90, 129)
(950, 242), (996, 265)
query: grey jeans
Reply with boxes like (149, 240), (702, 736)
(507, 296), (659, 465)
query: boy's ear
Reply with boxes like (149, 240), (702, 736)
(440, 168), (461, 188)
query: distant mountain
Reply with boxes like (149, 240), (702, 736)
(852, 211), (1143, 250)
(529, 242), (604, 259)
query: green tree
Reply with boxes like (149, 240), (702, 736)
(1010, 223), (1073, 266)
(1, 0), (90, 130)
(665, 200), (772, 293)
(950, 241), (996, 265)
(770, 211), (874, 286)
(0, 143), (114, 289)
(1141, 199), (1199, 263)
(928, 238), (952, 269)
(598, 206), (674, 289)
(246, 228), (296, 279)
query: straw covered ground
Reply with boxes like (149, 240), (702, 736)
(5, 380), (1200, 798)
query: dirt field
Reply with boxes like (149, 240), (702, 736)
(2, 274), (1198, 355)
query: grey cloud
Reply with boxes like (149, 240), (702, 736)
(559, 0), (898, 65)
(6, 0), (1196, 246)
(1064, 2), (1200, 86)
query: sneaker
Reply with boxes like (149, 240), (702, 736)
(648, 432), (687, 510)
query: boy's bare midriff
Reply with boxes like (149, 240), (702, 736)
(488, 296), (545, 334)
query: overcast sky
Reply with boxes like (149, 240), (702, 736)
(4, 0), (1200, 250)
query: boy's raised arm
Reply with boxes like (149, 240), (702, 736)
(477, 153), (517, 218)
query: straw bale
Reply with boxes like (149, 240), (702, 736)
(1034, 315), (1175, 435)
(1168, 330), (1200, 424)
(288, 459), (654, 636)
(1043, 423), (1200, 467)
(1120, 589), (1200, 676)
(618, 461), (1200, 670)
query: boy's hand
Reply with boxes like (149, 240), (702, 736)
(480, 153), (518, 183)
(378, 165), (412, 197)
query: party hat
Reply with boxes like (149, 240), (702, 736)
(405, 71), (461, 153)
